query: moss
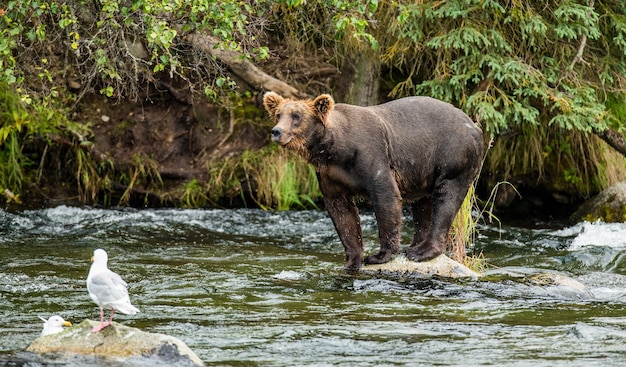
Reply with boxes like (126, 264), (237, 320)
(580, 202), (626, 223)
(115, 119), (135, 134)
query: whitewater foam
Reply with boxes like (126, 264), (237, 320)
(565, 221), (626, 251)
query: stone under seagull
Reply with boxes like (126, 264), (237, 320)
(39, 315), (72, 336)
(86, 248), (140, 333)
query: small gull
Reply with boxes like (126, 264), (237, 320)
(86, 248), (140, 333)
(39, 315), (71, 336)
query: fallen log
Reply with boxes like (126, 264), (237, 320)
(182, 31), (309, 100)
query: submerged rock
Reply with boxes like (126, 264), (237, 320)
(482, 267), (595, 301)
(527, 273), (594, 300)
(26, 319), (204, 366)
(360, 256), (594, 300)
(571, 181), (626, 223)
(360, 254), (480, 279)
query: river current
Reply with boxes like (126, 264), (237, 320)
(1, 206), (626, 366)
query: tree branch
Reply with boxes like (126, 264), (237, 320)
(594, 127), (626, 157)
(182, 30), (309, 99)
(569, 0), (595, 70)
(214, 109), (235, 150)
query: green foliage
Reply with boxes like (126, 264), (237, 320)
(484, 124), (626, 199)
(0, 83), (40, 193)
(331, 0), (380, 50)
(269, 0), (625, 140)
(269, 0), (380, 58)
(239, 147), (321, 210)
(179, 179), (209, 208)
(118, 153), (163, 206)
(0, 0), (278, 206)
(206, 147), (321, 210)
(2, 1), (625, 136)
(1, 0), (626, 208)
(605, 92), (626, 130)
(0, 75), (101, 203)
(448, 186), (476, 263)
(0, 0), (272, 102)
(0, 131), (25, 194)
(382, 0), (625, 137)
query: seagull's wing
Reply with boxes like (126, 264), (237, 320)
(87, 269), (130, 305)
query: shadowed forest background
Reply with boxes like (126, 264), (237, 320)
(0, 0), (625, 219)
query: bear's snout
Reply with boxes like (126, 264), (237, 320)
(271, 127), (283, 141)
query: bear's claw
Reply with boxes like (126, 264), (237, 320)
(364, 251), (394, 265)
(343, 262), (361, 272)
(405, 246), (442, 262)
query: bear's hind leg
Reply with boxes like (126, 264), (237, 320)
(409, 197), (433, 246)
(406, 179), (469, 262)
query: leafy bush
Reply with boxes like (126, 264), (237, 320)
(0, 0), (625, 208)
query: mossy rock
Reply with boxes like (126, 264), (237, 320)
(571, 182), (626, 223)
(26, 320), (204, 366)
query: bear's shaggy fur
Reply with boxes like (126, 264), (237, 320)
(264, 92), (484, 271)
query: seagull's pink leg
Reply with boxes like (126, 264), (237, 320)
(92, 307), (112, 333)
(92, 307), (105, 332)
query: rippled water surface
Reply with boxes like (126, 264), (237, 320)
(2, 207), (626, 366)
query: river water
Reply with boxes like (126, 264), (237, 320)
(1, 206), (626, 366)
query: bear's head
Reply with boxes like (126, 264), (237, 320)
(263, 92), (334, 157)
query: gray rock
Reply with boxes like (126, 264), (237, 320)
(360, 254), (480, 279)
(571, 181), (626, 223)
(125, 38), (149, 59)
(526, 273), (594, 300)
(483, 267), (595, 301)
(361, 257), (594, 300)
(26, 319), (204, 366)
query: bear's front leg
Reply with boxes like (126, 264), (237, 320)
(324, 196), (364, 271)
(364, 182), (403, 265)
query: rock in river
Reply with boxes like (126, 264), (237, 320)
(571, 181), (626, 223)
(360, 254), (481, 279)
(26, 319), (204, 366)
(360, 254), (594, 301)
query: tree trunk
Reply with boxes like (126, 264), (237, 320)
(340, 50), (380, 106)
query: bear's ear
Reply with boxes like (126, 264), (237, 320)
(312, 94), (334, 125)
(263, 91), (284, 117)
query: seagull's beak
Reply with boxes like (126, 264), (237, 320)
(91, 256), (94, 262)
(63, 321), (72, 327)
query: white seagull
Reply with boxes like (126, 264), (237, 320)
(86, 248), (140, 333)
(39, 315), (72, 336)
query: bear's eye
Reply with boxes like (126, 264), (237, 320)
(275, 113), (281, 121)
(292, 112), (301, 126)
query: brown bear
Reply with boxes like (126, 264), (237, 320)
(263, 92), (484, 271)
